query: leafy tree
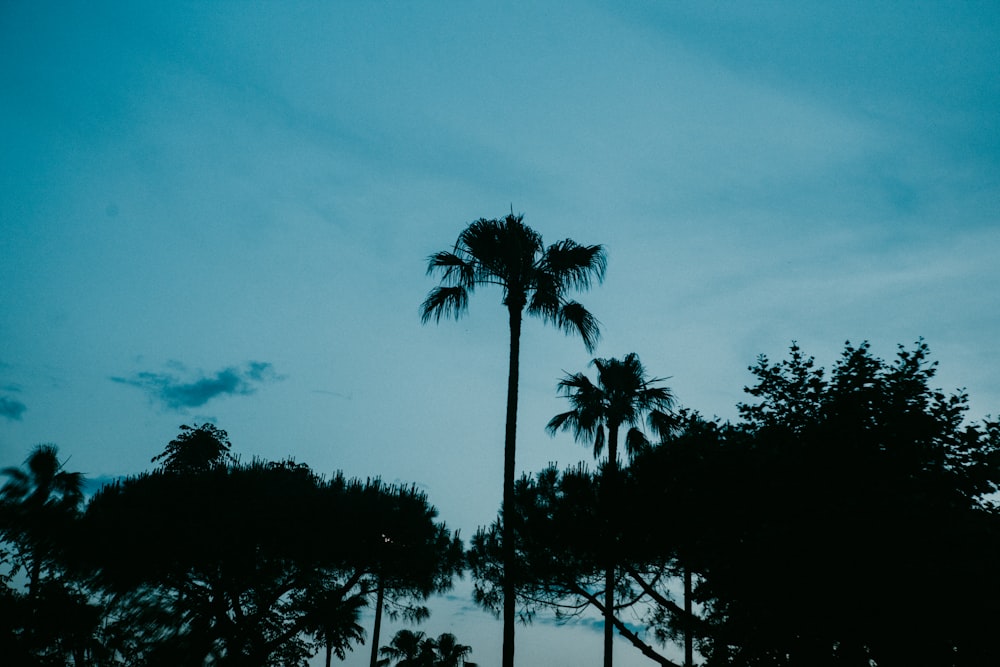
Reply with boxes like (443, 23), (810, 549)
(631, 340), (1000, 666)
(469, 464), (681, 667)
(150, 422), (234, 473)
(421, 212), (605, 667)
(74, 459), (462, 666)
(546, 352), (674, 667)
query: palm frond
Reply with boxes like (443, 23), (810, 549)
(593, 425), (606, 459)
(540, 240), (607, 291)
(545, 410), (576, 436)
(647, 409), (678, 439)
(624, 427), (651, 459)
(633, 387), (674, 419)
(0, 468), (29, 500)
(420, 286), (469, 323)
(556, 301), (601, 353)
(555, 372), (598, 397)
(426, 251), (475, 288)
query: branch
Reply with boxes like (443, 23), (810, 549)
(622, 564), (706, 631)
(263, 568), (368, 654)
(567, 582), (682, 667)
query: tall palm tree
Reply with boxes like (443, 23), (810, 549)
(0, 444), (84, 602)
(422, 213), (606, 667)
(546, 353), (674, 667)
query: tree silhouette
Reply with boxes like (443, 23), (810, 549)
(421, 212), (605, 667)
(377, 629), (473, 667)
(629, 340), (1000, 666)
(432, 632), (473, 667)
(77, 460), (460, 666)
(469, 465), (681, 667)
(0, 444), (93, 663)
(0, 444), (84, 602)
(307, 591), (366, 667)
(547, 353), (674, 667)
(151, 422), (234, 473)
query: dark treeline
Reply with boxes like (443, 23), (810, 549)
(0, 425), (464, 666)
(469, 340), (1000, 667)
(2, 340), (998, 666)
(3, 214), (999, 666)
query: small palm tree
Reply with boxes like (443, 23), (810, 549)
(308, 591), (366, 667)
(377, 629), (430, 667)
(422, 212), (605, 667)
(432, 632), (472, 667)
(0, 444), (84, 602)
(547, 353), (675, 468)
(377, 630), (473, 667)
(546, 353), (674, 667)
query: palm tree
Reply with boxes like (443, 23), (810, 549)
(307, 591), (366, 667)
(432, 632), (473, 667)
(422, 212), (606, 667)
(0, 444), (84, 602)
(546, 353), (674, 667)
(377, 630), (473, 667)
(377, 629), (431, 667)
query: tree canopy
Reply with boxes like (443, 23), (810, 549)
(73, 460), (461, 666)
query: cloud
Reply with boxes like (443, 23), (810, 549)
(0, 395), (26, 421)
(112, 361), (282, 411)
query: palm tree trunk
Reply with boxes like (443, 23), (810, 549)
(369, 577), (385, 667)
(604, 424), (620, 667)
(684, 567), (693, 667)
(502, 305), (522, 667)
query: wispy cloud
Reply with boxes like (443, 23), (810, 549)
(0, 395), (26, 421)
(112, 361), (282, 411)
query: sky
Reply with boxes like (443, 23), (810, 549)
(2, 1), (999, 665)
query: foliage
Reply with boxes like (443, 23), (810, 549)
(469, 464), (681, 666)
(0, 444), (85, 588)
(547, 352), (675, 463)
(420, 214), (606, 350)
(630, 340), (1000, 666)
(73, 459), (462, 666)
(0, 444), (95, 665)
(377, 629), (473, 667)
(150, 422), (234, 473)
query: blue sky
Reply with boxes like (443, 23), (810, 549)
(2, 2), (999, 664)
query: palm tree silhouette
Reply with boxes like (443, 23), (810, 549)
(308, 591), (366, 667)
(376, 629), (430, 667)
(547, 353), (674, 667)
(377, 630), (473, 667)
(430, 633), (472, 667)
(0, 444), (84, 603)
(422, 213), (605, 667)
